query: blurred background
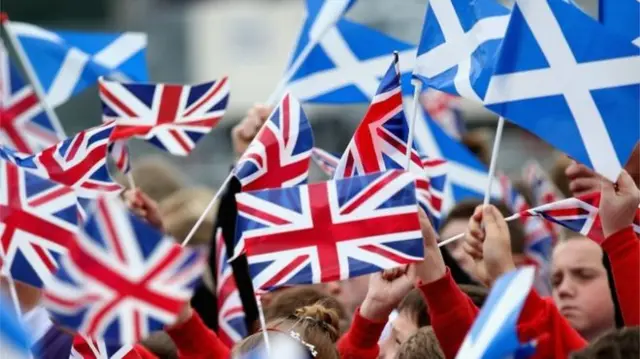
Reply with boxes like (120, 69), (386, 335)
(1, 0), (599, 187)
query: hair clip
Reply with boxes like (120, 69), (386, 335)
(289, 330), (318, 357)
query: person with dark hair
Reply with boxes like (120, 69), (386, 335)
(396, 326), (444, 359)
(570, 327), (639, 359)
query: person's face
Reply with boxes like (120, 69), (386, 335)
(378, 310), (419, 359)
(323, 275), (370, 316)
(551, 239), (615, 341)
(439, 219), (477, 278)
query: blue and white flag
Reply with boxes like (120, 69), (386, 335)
(5, 20), (148, 108)
(0, 295), (31, 359)
(287, 19), (415, 103)
(411, 105), (502, 212)
(484, 0), (640, 182)
(456, 266), (536, 359)
(292, 0), (357, 54)
(412, 0), (509, 103)
(599, 0), (640, 47)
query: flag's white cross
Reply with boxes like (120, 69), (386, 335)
(287, 26), (416, 101)
(413, 0), (509, 103)
(483, 0), (640, 181)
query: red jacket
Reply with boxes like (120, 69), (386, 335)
(601, 226), (640, 326)
(166, 312), (231, 359)
(336, 308), (387, 358)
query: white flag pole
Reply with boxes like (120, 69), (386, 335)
(406, 80), (423, 169)
(438, 212), (520, 248)
(1, 17), (66, 138)
(482, 116), (506, 207)
(256, 295), (271, 354)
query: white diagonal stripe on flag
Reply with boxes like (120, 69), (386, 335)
(46, 48), (90, 108)
(92, 33), (147, 70)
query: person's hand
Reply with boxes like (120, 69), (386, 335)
(599, 170), (640, 238)
(231, 104), (272, 157)
(172, 303), (193, 326)
(359, 267), (415, 321)
(413, 209), (446, 285)
(463, 205), (515, 286)
(123, 189), (164, 231)
(565, 160), (602, 196)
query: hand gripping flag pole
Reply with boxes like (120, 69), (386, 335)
(0, 13), (65, 138)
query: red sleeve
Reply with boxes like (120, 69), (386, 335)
(517, 290), (587, 358)
(133, 344), (159, 359)
(417, 268), (479, 359)
(166, 311), (230, 359)
(337, 307), (387, 359)
(601, 226), (640, 326)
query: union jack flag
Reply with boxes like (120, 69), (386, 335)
(43, 196), (206, 344)
(99, 77), (230, 156)
(0, 160), (77, 288)
(0, 41), (64, 153)
(70, 335), (135, 359)
(518, 192), (640, 244)
(235, 170), (424, 291)
(419, 157), (448, 231)
(420, 89), (465, 140)
(311, 147), (340, 178)
(235, 93), (314, 191)
(215, 229), (247, 346)
(522, 160), (564, 238)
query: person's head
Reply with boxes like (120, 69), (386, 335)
(379, 289), (430, 359)
(439, 200), (527, 281)
(552, 235), (615, 341)
(265, 287), (348, 333)
(570, 327), (639, 359)
(396, 326), (444, 359)
(126, 156), (185, 202)
(460, 129), (490, 166)
(233, 303), (340, 359)
(159, 187), (217, 247)
(322, 275), (370, 317)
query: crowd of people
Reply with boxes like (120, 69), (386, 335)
(3, 103), (639, 359)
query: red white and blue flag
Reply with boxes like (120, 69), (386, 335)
(523, 160), (564, 238)
(419, 157), (448, 231)
(0, 160), (77, 288)
(235, 170), (424, 291)
(517, 192), (640, 244)
(215, 229), (247, 346)
(99, 77), (230, 156)
(70, 335), (135, 359)
(420, 89), (465, 140)
(0, 41), (64, 153)
(235, 93), (314, 191)
(311, 147), (340, 178)
(43, 196), (206, 344)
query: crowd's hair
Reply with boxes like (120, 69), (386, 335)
(459, 284), (489, 308)
(550, 154), (573, 198)
(512, 180), (535, 208)
(233, 303), (340, 359)
(265, 287), (347, 327)
(396, 326), (444, 359)
(139, 332), (178, 359)
(440, 199), (526, 255)
(159, 187), (217, 247)
(120, 156), (185, 202)
(460, 129), (490, 166)
(570, 327), (639, 359)
(398, 289), (430, 328)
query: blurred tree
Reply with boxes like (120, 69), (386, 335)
(2, 0), (107, 24)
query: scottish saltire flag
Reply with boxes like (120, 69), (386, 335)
(3, 18), (148, 108)
(0, 160), (77, 288)
(235, 93), (313, 191)
(599, 0), (640, 47)
(420, 89), (465, 140)
(484, 0), (640, 182)
(235, 170), (423, 291)
(99, 77), (230, 156)
(518, 192), (640, 245)
(43, 196), (205, 344)
(70, 335), (135, 359)
(523, 160), (564, 238)
(311, 147), (340, 177)
(215, 229), (247, 346)
(0, 41), (65, 153)
(456, 267), (536, 359)
(413, 0), (509, 103)
(293, 0), (356, 53)
(287, 18), (416, 103)
(0, 295), (31, 359)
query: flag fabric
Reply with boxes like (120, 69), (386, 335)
(522, 160), (564, 238)
(292, 0), (357, 57)
(235, 93), (314, 191)
(413, 0), (509, 103)
(420, 156), (448, 231)
(483, 0), (640, 182)
(2, 18), (148, 108)
(518, 192), (640, 245)
(215, 229), (247, 347)
(0, 295), (31, 359)
(108, 140), (131, 175)
(235, 170), (424, 291)
(311, 147), (340, 177)
(0, 121), (123, 200)
(420, 89), (465, 140)
(70, 335), (135, 359)
(456, 266), (536, 359)
(287, 19), (416, 103)
(99, 77), (230, 156)
(599, 0), (640, 47)
(0, 41), (64, 153)
(43, 196), (205, 344)
(0, 159), (77, 288)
